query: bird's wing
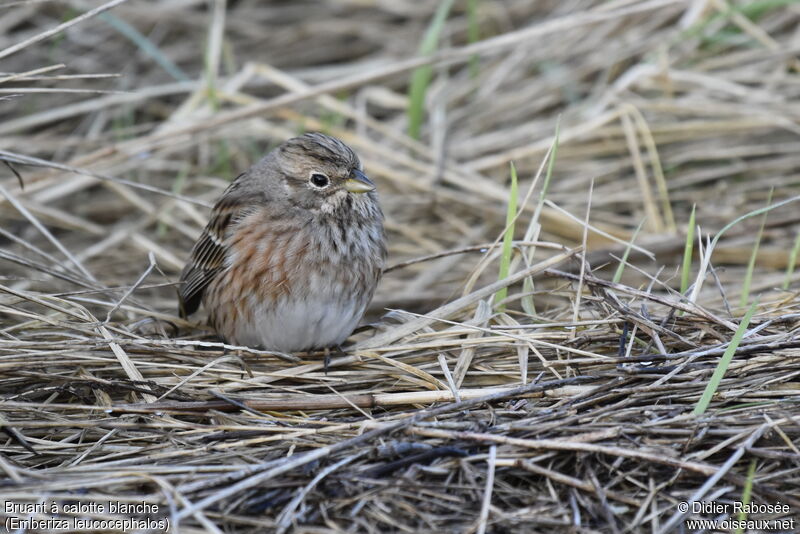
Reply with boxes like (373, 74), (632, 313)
(178, 175), (250, 317)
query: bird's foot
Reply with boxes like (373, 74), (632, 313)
(323, 345), (346, 374)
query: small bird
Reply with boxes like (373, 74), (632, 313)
(179, 133), (386, 352)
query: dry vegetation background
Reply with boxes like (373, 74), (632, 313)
(1, 0), (800, 532)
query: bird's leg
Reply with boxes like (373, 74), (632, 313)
(323, 345), (346, 374)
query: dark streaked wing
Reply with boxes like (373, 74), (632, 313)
(178, 176), (250, 317)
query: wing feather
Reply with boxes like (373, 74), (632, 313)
(178, 175), (249, 317)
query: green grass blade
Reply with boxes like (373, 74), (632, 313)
(540, 127), (559, 204)
(782, 231), (800, 290)
(407, 69), (432, 140)
(713, 194), (800, 244)
(407, 0), (454, 140)
(521, 119), (560, 315)
(467, 0), (480, 78)
(740, 188), (773, 308)
(693, 299), (758, 416)
(688, 192), (800, 306)
(734, 460), (758, 534)
(495, 162), (518, 309)
(680, 204), (696, 294)
(679, 0), (800, 45)
(99, 13), (189, 82)
(612, 218), (646, 284)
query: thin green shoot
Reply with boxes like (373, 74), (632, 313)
(740, 0), (800, 21)
(687, 192), (800, 307)
(612, 218), (646, 284)
(782, 231), (800, 290)
(539, 120), (560, 212)
(495, 162), (518, 309)
(740, 188), (773, 308)
(680, 204), (696, 294)
(734, 460), (758, 534)
(100, 13), (189, 81)
(679, 0), (800, 45)
(521, 118), (560, 315)
(407, 0), (454, 140)
(467, 0), (480, 78)
(693, 299), (758, 416)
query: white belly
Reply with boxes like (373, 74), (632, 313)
(230, 293), (366, 352)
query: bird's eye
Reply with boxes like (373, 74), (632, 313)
(309, 173), (330, 189)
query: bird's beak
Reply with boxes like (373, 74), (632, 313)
(344, 169), (375, 194)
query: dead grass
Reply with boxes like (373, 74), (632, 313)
(1, 1), (799, 532)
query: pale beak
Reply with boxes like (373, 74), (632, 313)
(344, 169), (375, 194)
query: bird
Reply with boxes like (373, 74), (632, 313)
(178, 132), (386, 353)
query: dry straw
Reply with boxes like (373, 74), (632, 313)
(1, 1), (799, 532)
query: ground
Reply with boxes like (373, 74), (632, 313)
(0, 1), (799, 532)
